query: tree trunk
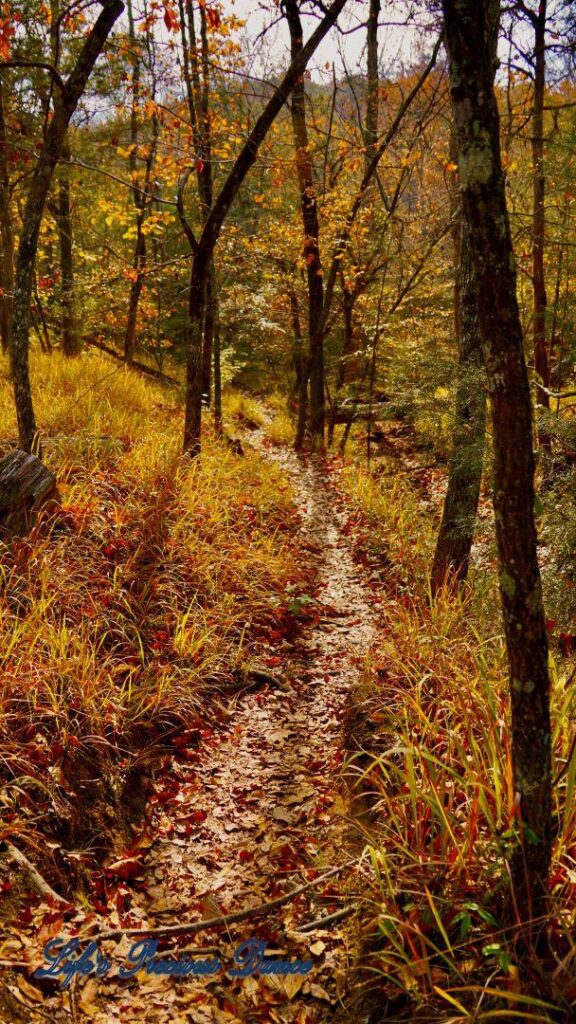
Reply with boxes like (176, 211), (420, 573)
(124, 0), (144, 364)
(431, 218), (486, 595)
(124, 220), (146, 364)
(532, 1), (550, 442)
(288, 278), (303, 394)
(431, 125), (486, 595)
(202, 264), (215, 405)
(213, 280), (222, 435)
(337, 279), (357, 387)
(442, 0), (552, 917)
(365, 0), (380, 171)
(285, 0), (325, 448)
(180, 0), (217, 408)
(56, 140), (80, 356)
(0, 449), (58, 538)
(182, 0), (348, 456)
(184, 254), (207, 456)
(10, 0), (124, 451)
(0, 82), (14, 355)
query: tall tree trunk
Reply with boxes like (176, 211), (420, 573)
(184, 253), (207, 456)
(0, 81), (13, 354)
(532, 1), (550, 442)
(124, 0), (143, 364)
(285, 0), (325, 447)
(10, 0), (124, 451)
(431, 219), (486, 595)
(288, 278), (303, 394)
(56, 140), (79, 356)
(181, 0), (348, 456)
(203, 265), (215, 405)
(431, 128), (486, 595)
(213, 277), (222, 435)
(337, 278), (357, 387)
(442, 0), (552, 917)
(180, 0), (217, 405)
(124, 222), (145, 364)
(365, 0), (380, 171)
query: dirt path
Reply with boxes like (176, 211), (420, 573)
(15, 445), (379, 1024)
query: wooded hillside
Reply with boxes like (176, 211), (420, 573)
(0, 1), (575, 1022)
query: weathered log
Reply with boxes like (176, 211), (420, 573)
(0, 449), (59, 538)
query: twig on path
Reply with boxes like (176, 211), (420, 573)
(92, 860), (356, 942)
(294, 906), (352, 933)
(3, 843), (70, 907)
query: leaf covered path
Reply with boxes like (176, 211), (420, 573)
(7, 444), (379, 1024)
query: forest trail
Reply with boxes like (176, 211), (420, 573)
(18, 442), (379, 1024)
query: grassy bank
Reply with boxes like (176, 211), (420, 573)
(0, 353), (305, 895)
(335, 444), (576, 1022)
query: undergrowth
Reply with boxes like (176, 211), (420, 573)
(336, 446), (576, 1023)
(0, 352), (305, 886)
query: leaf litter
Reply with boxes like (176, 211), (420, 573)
(1, 441), (379, 1024)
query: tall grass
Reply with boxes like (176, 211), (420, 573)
(0, 352), (304, 861)
(339, 457), (576, 1022)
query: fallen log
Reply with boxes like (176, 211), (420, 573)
(0, 449), (59, 538)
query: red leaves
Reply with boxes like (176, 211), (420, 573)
(206, 7), (220, 30)
(198, 0), (221, 30)
(0, 4), (15, 61)
(163, 6), (178, 31)
(106, 851), (144, 881)
(559, 632), (575, 656)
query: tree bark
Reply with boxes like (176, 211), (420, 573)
(8, 0), (124, 451)
(337, 277), (358, 388)
(213, 277), (222, 434)
(431, 123), (486, 595)
(531, 1), (550, 442)
(203, 264), (215, 405)
(182, 0), (348, 456)
(0, 81), (14, 354)
(56, 140), (79, 356)
(285, 0), (325, 447)
(365, 0), (380, 171)
(431, 218), (486, 594)
(442, 0), (552, 916)
(179, 0), (217, 406)
(123, 0), (157, 365)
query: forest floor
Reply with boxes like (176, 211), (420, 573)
(0, 430), (383, 1024)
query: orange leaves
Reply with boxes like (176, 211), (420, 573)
(198, 0), (221, 31)
(0, 2), (15, 60)
(163, 3), (178, 32)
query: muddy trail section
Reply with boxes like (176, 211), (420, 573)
(1, 443), (379, 1024)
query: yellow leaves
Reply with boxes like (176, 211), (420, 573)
(400, 150), (421, 168)
(445, 161), (458, 173)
